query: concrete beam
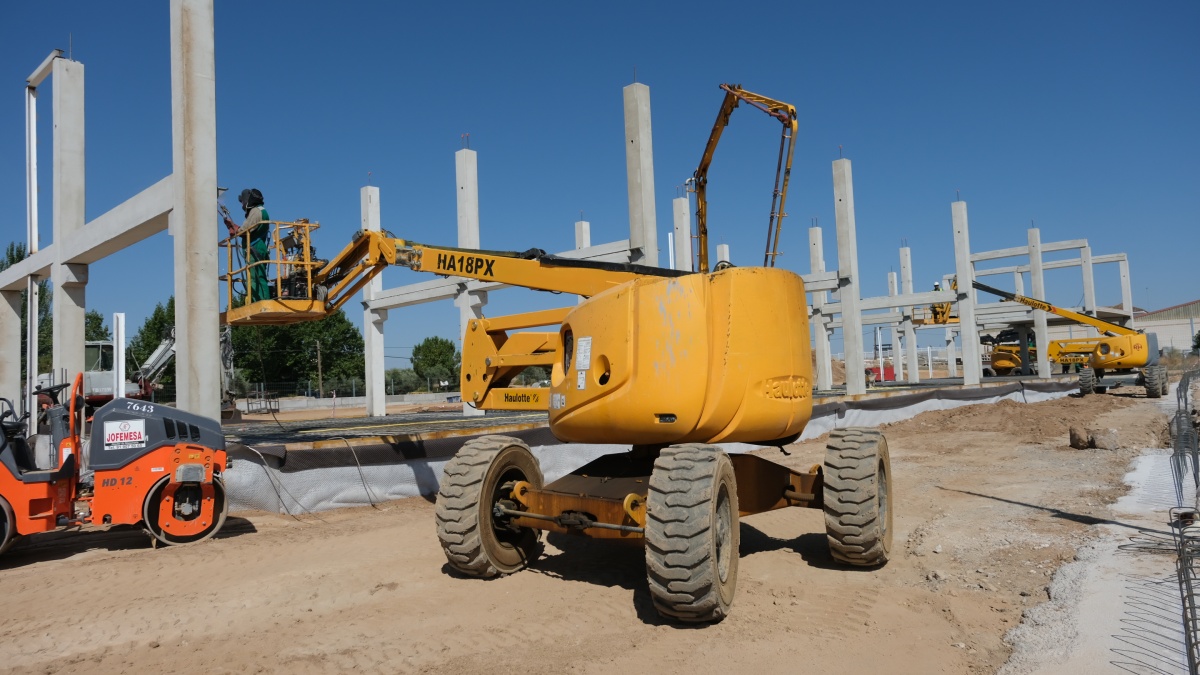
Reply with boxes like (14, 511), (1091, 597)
(51, 57), (86, 383)
(833, 159), (865, 395)
(26, 50), (62, 87)
(623, 83), (657, 266)
(62, 176), (172, 264)
(0, 250), (53, 293)
(969, 238), (1088, 262)
(170, 0), (220, 417)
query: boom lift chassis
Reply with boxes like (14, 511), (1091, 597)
(220, 84), (891, 622)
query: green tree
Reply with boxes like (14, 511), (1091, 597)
(385, 367), (422, 394)
(127, 297), (176, 385)
(230, 308), (364, 391)
(412, 336), (460, 391)
(85, 310), (111, 341)
(1, 242), (52, 378)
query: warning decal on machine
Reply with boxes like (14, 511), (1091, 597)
(104, 419), (147, 450)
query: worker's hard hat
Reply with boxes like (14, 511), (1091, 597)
(238, 188), (264, 209)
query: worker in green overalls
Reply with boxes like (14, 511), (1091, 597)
(223, 188), (271, 303)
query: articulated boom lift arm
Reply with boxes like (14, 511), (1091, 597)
(690, 84), (798, 273)
(971, 280), (1137, 337)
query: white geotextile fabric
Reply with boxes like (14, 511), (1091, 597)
(226, 387), (1073, 515)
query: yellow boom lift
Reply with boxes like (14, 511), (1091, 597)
(971, 281), (1166, 397)
(220, 84), (892, 623)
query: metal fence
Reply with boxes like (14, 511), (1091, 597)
(1169, 367), (1200, 674)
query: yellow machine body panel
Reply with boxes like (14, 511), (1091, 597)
(548, 267), (812, 446)
(1089, 332), (1155, 371)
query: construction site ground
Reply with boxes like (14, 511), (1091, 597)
(0, 387), (1176, 674)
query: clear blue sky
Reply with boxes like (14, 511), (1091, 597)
(1, 1), (1197, 362)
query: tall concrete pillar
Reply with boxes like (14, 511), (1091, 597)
(1027, 228), (1051, 378)
(0, 291), (21, 406)
(951, 201), (981, 385)
(1119, 257), (1132, 315)
(900, 247), (919, 383)
(1016, 326), (1031, 376)
(833, 159), (866, 395)
(169, 0), (220, 417)
(456, 148), (486, 416)
(623, 83), (658, 266)
(1081, 246), (1097, 337)
(888, 271), (902, 380)
(809, 227), (832, 391)
(716, 244), (730, 264)
(945, 327), (958, 378)
(362, 186), (388, 417)
(672, 196), (690, 271)
(575, 220), (590, 303)
(50, 57), (87, 384)
(1013, 271), (1024, 296)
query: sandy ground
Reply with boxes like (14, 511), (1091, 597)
(0, 390), (1173, 674)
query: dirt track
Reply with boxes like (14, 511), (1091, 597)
(0, 391), (1169, 674)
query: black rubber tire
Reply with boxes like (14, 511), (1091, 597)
(143, 476), (228, 546)
(435, 435), (544, 578)
(645, 444), (739, 623)
(1145, 366), (1162, 399)
(0, 494), (16, 557)
(824, 428), (893, 566)
(1079, 368), (1095, 396)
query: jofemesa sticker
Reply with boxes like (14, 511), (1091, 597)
(575, 336), (592, 371)
(104, 419), (147, 450)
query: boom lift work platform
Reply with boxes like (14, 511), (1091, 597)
(219, 85), (893, 622)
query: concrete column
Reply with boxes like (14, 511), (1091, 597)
(672, 196), (690, 271)
(900, 247), (919, 384)
(25, 76), (42, 416)
(716, 244), (730, 264)
(1013, 271), (1024, 296)
(834, 159), (866, 395)
(112, 313), (126, 398)
(0, 291), (21, 406)
(952, 201), (980, 385)
(623, 83), (658, 266)
(170, 0), (220, 418)
(809, 227), (832, 391)
(1027, 228), (1051, 378)
(1016, 325), (1030, 376)
(575, 220), (590, 303)
(1119, 257), (1132, 315)
(945, 328), (958, 378)
(1081, 246), (1097, 337)
(455, 149), (486, 417)
(888, 271), (902, 380)
(362, 186), (387, 417)
(50, 58), (87, 384)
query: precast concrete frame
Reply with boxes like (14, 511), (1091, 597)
(0, 0), (220, 418)
(358, 84), (661, 416)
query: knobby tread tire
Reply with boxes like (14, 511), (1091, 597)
(645, 444), (739, 623)
(1145, 366), (1162, 399)
(434, 435), (542, 579)
(0, 494), (14, 557)
(824, 428), (892, 566)
(1079, 368), (1096, 396)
